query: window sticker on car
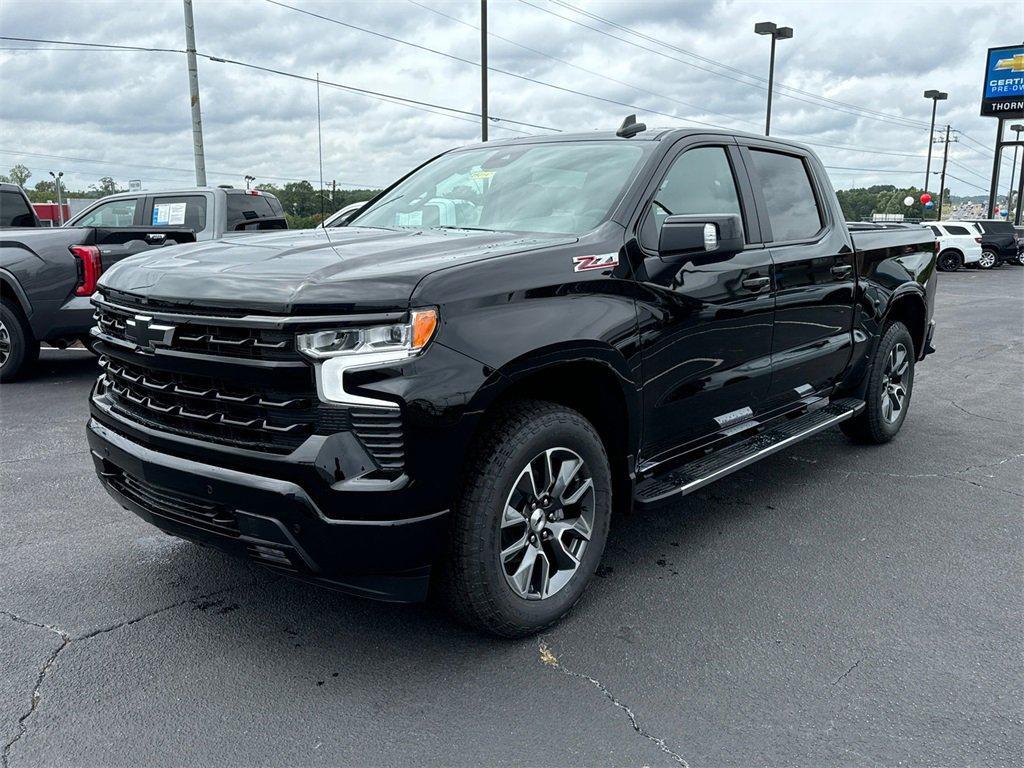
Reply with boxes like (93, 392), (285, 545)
(152, 203), (186, 226)
(572, 253), (619, 272)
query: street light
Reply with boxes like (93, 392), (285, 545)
(244, 175), (256, 190)
(922, 90), (948, 196)
(754, 21), (793, 136)
(1006, 123), (1023, 221)
(48, 170), (64, 225)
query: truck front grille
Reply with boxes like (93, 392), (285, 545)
(94, 303), (296, 361)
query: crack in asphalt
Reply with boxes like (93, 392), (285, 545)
(538, 642), (689, 767)
(831, 657), (864, 687)
(1, 578), (267, 767)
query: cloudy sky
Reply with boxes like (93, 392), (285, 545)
(0, 0), (1018, 197)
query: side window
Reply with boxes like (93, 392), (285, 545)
(945, 225), (970, 235)
(74, 198), (138, 227)
(643, 146), (742, 248)
(929, 226), (942, 237)
(151, 195), (207, 231)
(0, 190), (35, 227)
(749, 150), (823, 242)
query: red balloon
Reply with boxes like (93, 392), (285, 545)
(920, 193), (932, 204)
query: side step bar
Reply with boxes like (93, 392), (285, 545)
(633, 398), (865, 508)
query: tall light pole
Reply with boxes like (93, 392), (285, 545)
(1006, 123), (1023, 221)
(244, 175), (255, 190)
(922, 90), (948, 194)
(182, 0), (207, 186)
(754, 21), (793, 136)
(48, 171), (64, 225)
(480, 0), (488, 142)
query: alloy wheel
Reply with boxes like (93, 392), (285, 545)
(499, 447), (595, 600)
(0, 319), (10, 368)
(979, 251), (997, 268)
(881, 342), (910, 424)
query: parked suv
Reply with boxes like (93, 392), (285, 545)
(926, 221), (982, 271)
(963, 219), (1019, 268)
(67, 187), (287, 240)
(87, 124), (936, 636)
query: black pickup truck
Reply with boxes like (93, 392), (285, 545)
(86, 123), (937, 636)
(0, 226), (194, 380)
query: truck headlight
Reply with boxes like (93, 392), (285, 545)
(296, 308), (438, 407)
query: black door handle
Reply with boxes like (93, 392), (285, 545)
(741, 276), (771, 292)
(831, 264), (853, 279)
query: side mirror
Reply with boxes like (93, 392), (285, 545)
(658, 214), (744, 259)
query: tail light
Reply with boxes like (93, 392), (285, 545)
(70, 245), (102, 296)
(975, 237), (983, 243)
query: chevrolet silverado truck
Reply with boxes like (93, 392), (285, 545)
(86, 121), (937, 637)
(1, 226), (195, 381)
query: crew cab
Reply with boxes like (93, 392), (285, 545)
(1, 226), (195, 380)
(0, 183), (41, 228)
(86, 122), (937, 637)
(67, 186), (287, 241)
(925, 220), (983, 271)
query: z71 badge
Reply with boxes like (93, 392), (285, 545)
(572, 253), (619, 272)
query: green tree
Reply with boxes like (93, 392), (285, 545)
(4, 164), (32, 188)
(91, 176), (122, 196)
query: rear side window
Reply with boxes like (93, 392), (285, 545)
(151, 195), (207, 231)
(0, 190), (35, 227)
(944, 224), (970, 235)
(929, 226), (941, 236)
(749, 150), (823, 242)
(74, 198), (139, 227)
(226, 192), (284, 230)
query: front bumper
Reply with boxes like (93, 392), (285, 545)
(87, 418), (449, 602)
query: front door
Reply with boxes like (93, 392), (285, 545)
(741, 146), (856, 400)
(634, 142), (775, 462)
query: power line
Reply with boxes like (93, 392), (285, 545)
(945, 157), (990, 182)
(406, 0), (759, 129)
(547, 0), (934, 130)
(518, 0), (931, 132)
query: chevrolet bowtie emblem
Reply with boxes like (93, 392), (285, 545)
(125, 314), (175, 350)
(994, 54), (1024, 73)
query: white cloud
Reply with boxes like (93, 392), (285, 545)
(0, 0), (1015, 197)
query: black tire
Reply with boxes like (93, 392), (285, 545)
(978, 249), (998, 270)
(441, 400), (612, 638)
(841, 321), (915, 445)
(0, 297), (39, 382)
(1015, 251), (1024, 267)
(936, 250), (962, 272)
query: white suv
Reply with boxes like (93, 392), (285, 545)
(925, 221), (983, 272)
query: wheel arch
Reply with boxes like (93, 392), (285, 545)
(0, 269), (32, 319)
(466, 347), (640, 515)
(883, 290), (927, 358)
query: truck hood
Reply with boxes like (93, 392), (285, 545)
(98, 227), (573, 313)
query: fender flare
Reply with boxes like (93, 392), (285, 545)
(0, 268), (32, 318)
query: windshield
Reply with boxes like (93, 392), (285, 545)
(351, 142), (646, 235)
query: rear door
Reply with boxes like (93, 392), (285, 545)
(635, 138), (775, 457)
(741, 142), (856, 401)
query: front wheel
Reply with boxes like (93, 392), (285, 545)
(441, 400), (611, 638)
(841, 321), (915, 444)
(978, 249), (998, 269)
(936, 250), (962, 272)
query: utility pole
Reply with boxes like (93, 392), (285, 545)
(316, 72), (325, 222)
(331, 179), (337, 209)
(182, 0), (207, 187)
(937, 125), (951, 220)
(480, 0), (488, 142)
(49, 171), (64, 225)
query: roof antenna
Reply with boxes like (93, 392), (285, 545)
(616, 114), (647, 138)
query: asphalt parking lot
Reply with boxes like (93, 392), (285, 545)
(1, 269), (1021, 768)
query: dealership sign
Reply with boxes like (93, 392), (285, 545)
(981, 45), (1024, 118)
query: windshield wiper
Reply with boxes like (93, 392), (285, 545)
(429, 225), (496, 232)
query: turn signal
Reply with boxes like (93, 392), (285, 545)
(411, 308), (438, 350)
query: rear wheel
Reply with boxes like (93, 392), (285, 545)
(936, 250), (962, 272)
(841, 321), (915, 444)
(441, 400), (611, 637)
(1016, 251), (1024, 266)
(0, 297), (39, 382)
(978, 249), (998, 269)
